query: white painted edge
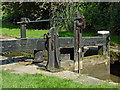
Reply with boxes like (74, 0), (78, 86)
(78, 48), (81, 53)
(97, 31), (110, 35)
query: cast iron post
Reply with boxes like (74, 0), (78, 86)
(46, 27), (61, 72)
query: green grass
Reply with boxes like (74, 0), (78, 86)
(2, 24), (49, 38)
(1, 24), (120, 44)
(1, 70), (118, 88)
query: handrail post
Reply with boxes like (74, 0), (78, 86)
(98, 31), (110, 56)
(20, 18), (26, 38)
(74, 11), (84, 73)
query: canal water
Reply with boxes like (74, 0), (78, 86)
(110, 61), (120, 83)
(83, 46), (120, 83)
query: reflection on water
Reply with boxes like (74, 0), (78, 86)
(110, 74), (120, 83)
(110, 61), (120, 83)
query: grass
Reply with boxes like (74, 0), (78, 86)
(2, 24), (49, 38)
(1, 24), (119, 44)
(1, 70), (118, 88)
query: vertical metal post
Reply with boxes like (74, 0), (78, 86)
(79, 28), (83, 73)
(74, 13), (78, 71)
(20, 18), (26, 38)
(74, 11), (83, 73)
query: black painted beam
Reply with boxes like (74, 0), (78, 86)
(82, 37), (106, 46)
(0, 37), (106, 53)
(0, 38), (46, 52)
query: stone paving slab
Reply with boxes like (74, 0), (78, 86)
(75, 76), (106, 85)
(1, 62), (79, 79)
(75, 76), (119, 86)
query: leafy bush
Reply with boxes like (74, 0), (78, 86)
(2, 2), (120, 34)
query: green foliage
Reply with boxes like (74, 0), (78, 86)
(2, 2), (50, 29)
(2, 2), (48, 21)
(50, 2), (86, 31)
(50, 2), (75, 31)
(110, 34), (120, 44)
(84, 2), (120, 34)
(2, 2), (120, 33)
(2, 70), (118, 88)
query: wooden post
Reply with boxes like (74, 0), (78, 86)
(20, 18), (26, 38)
(98, 31), (110, 56)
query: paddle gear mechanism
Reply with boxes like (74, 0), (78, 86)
(44, 27), (62, 72)
(74, 11), (86, 73)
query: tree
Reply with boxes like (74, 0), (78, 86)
(2, 2), (120, 33)
(2, 2), (50, 29)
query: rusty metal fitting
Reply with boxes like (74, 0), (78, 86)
(76, 27), (80, 30)
(17, 18), (30, 24)
(44, 34), (48, 39)
(76, 21), (83, 27)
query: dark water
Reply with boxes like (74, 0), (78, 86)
(110, 61), (120, 83)
(110, 74), (120, 83)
